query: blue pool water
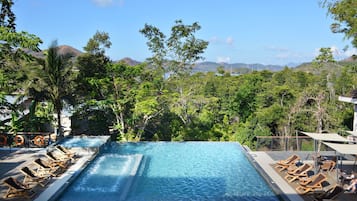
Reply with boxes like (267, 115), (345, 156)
(58, 142), (280, 201)
(58, 136), (108, 148)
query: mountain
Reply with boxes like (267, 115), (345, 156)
(118, 57), (141, 66)
(193, 62), (285, 72)
(25, 45), (82, 59)
(25, 44), (291, 73)
(342, 55), (357, 62)
(57, 45), (82, 57)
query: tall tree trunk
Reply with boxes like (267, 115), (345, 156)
(57, 108), (63, 138)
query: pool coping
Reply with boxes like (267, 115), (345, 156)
(35, 141), (304, 201)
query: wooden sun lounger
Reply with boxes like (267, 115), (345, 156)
(319, 160), (336, 172)
(56, 145), (76, 159)
(20, 166), (51, 187)
(296, 173), (328, 194)
(33, 158), (60, 177)
(45, 151), (71, 169)
(275, 154), (300, 172)
(3, 177), (35, 199)
(284, 163), (313, 183)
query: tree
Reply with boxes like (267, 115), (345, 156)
(321, 0), (357, 48)
(0, 0), (42, 83)
(0, 0), (15, 30)
(104, 62), (144, 140)
(75, 31), (111, 101)
(313, 47), (335, 70)
(83, 30), (112, 55)
(36, 41), (77, 137)
(0, 0), (42, 134)
(140, 19), (209, 77)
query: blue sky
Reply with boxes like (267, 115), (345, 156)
(13, 0), (357, 65)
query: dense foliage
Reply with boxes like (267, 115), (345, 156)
(321, 0), (357, 48)
(1, 0), (357, 149)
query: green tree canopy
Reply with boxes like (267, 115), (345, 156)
(140, 19), (209, 77)
(322, 0), (357, 48)
(36, 41), (77, 137)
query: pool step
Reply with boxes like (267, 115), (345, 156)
(119, 154), (143, 201)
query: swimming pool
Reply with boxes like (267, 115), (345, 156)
(57, 136), (109, 148)
(58, 142), (280, 201)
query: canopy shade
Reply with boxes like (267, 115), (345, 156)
(346, 131), (357, 136)
(300, 132), (349, 143)
(323, 142), (357, 155)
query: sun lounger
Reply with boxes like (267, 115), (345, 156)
(45, 151), (71, 169)
(2, 177), (35, 199)
(311, 184), (345, 201)
(319, 160), (336, 172)
(20, 166), (51, 187)
(56, 145), (76, 159)
(275, 154), (300, 172)
(33, 158), (60, 177)
(296, 173), (328, 194)
(284, 163), (313, 183)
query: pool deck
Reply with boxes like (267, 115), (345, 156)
(248, 151), (304, 201)
(34, 148), (98, 201)
(0, 147), (99, 201)
(0, 145), (356, 201)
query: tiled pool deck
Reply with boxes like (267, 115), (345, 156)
(0, 144), (356, 201)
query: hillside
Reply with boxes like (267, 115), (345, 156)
(29, 45), (356, 74)
(293, 56), (357, 74)
(57, 45), (82, 57)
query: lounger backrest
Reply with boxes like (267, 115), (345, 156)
(308, 173), (326, 186)
(21, 167), (36, 178)
(328, 161), (336, 170)
(46, 152), (58, 160)
(4, 177), (25, 190)
(296, 164), (310, 173)
(35, 158), (50, 168)
(57, 145), (69, 153)
(321, 160), (336, 171)
(285, 155), (300, 165)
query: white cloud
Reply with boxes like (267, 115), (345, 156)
(344, 48), (357, 57)
(226, 37), (234, 45)
(92, 0), (112, 7)
(314, 46), (357, 60)
(92, 0), (124, 7)
(216, 56), (231, 63)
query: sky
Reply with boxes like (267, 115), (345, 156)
(12, 0), (357, 66)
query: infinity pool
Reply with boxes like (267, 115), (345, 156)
(58, 136), (108, 148)
(58, 142), (280, 201)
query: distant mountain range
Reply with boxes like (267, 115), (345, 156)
(192, 62), (286, 73)
(32, 45), (356, 73)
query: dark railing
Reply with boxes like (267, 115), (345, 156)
(0, 132), (54, 148)
(256, 135), (325, 151)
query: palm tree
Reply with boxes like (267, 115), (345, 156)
(35, 41), (77, 138)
